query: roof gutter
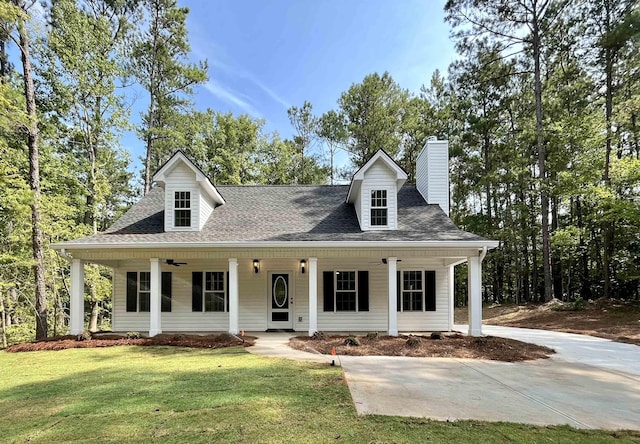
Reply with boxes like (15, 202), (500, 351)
(51, 240), (501, 251)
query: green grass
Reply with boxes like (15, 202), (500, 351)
(0, 347), (638, 443)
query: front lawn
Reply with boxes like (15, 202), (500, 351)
(0, 347), (637, 443)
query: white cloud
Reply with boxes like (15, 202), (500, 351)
(206, 59), (291, 110)
(203, 81), (262, 117)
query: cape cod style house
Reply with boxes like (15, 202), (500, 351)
(52, 138), (498, 337)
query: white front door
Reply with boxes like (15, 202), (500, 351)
(268, 272), (293, 330)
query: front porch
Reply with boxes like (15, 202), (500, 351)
(67, 247), (486, 337)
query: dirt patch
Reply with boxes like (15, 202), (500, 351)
(290, 334), (554, 362)
(6, 333), (255, 353)
(456, 299), (640, 346)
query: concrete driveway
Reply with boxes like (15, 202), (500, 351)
(341, 326), (640, 430)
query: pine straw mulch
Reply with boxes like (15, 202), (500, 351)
(6, 332), (255, 353)
(290, 333), (554, 362)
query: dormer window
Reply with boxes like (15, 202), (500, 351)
(174, 191), (191, 227)
(370, 190), (388, 226)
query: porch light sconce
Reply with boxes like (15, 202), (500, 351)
(300, 259), (307, 274)
(253, 259), (260, 274)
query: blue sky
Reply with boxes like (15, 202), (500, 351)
(120, 0), (458, 173)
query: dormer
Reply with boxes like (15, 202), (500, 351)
(152, 151), (225, 232)
(346, 150), (408, 231)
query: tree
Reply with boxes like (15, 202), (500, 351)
(317, 110), (347, 185)
(585, 0), (639, 298)
(287, 101), (319, 184)
(5, 0), (48, 339)
(337, 72), (409, 167)
(445, 0), (567, 301)
(132, 0), (207, 194)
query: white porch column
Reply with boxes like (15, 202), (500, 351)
(70, 258), (85, 335)
(149, 258), (162, 337)
(308, 257), (318, 336)
(228, 258), (239, 334)
(467, 255), (482, 337)
(448, 265), (455, 332)
(387, 257), (398, 336)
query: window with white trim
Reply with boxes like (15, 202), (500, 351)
(323, 270), (369, 312)
(138, 271), (151, 312)
(204, 271), (226, 312)
(370, 189), (388, 226)
(126, 271), (172, 312)
(174, 191), (191, 227)
(402, 271), (423, 311)
(335, 271), (357, 311)
(397, 270), (436, 312)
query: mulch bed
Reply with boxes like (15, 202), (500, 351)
(6, 333), (255, 353)
(290, 333), (555, 362)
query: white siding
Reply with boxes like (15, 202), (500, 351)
(361, 160), (398, 230)
(416, 139), (449, 216)
(112, 257), (451, 333)
(354, 190), (362, 227)
(164, 162), (200, 231)
(199, 192), (214, 230)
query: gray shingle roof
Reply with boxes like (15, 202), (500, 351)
(62, 185), (489, 245)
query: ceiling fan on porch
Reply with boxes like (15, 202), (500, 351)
(166, 259), (187, 267)
(367, 258), (402, 266)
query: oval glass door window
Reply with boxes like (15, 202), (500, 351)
(273, 276), (287, 308)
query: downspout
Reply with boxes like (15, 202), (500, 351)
(479, 246), (487, 262)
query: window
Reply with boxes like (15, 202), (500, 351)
(174, 191), (191, 227)
(402, 271), (423, 311)
(370, 189), (388, 226)
(336, 271), (356, 311)
(205, 272), (226, 312)
(322, 270), (369, 312)
(126, 271), (172, 312)
(192, 271), (228, 312)
(397, 270), (436, 312)
(139, 272), (151, 312)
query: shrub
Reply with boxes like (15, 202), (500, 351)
(551, 297), (587, 312)
(344, 336), (360, 346)
(406, 336), (422, 347)
(473, 337), (488, 345)
(5, 323), (34, 346)
(126, 331), (141, 339)
(366, 331), (379, 339)
(311, 331), (327, 341)
(430, 331), (443, 340)
(76, 330), (92, 341)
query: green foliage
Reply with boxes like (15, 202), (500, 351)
(338, 72), (410, 167)
(5, 323), (33, 346)
(131, 0), (208, 191)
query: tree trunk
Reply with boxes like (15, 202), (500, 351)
(532, 20), (553, 302)
(602, 41), (614, 299)
(15, 1), (47, 340)
(551, 195), (563, 300)
(0, 291), (7, 348)
(0, 39), (8, 82)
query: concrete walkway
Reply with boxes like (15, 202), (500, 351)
(246, 332), (331, 364)
(457, 324), (640, 376)
(248, 328), (640, 430)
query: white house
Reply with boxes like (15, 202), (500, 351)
(52, 138), (498, 337)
